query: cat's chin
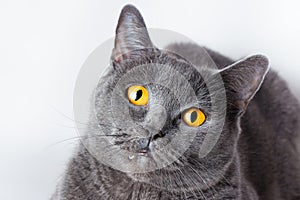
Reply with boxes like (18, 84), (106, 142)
(126, 172), (150, 182)
(126, 171), (167, 190)
(126, 169), (209, 193)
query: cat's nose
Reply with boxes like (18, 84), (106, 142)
(136, 130), (165, 151)
(137, 137), (150, 150)
(143, 104), (167, 132)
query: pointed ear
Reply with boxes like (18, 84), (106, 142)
(219, 54), (270, 114)
(112, 5), (154, 63)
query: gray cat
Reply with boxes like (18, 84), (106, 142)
(52, 5), (300, 200)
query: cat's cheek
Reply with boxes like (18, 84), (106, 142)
(135, 155), (150, 166)
(150, 136), (171, 151)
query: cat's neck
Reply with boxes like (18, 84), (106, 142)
(63, 145), (257, 199)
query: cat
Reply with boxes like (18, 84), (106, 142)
(52, 4), (300, 200)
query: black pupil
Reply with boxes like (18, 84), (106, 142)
(135, 90), (143, 101)
(190, 111), (198, 123)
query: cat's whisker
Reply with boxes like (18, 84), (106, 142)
(54, 124), (92, 130)
(175, 165), (206, 199)
(49, 104), (91, 126)
(155, 152), (207, 200)
(45, 135), (97, 149)
(183, 163), (212, 199)
(159, 149), (223, 199)
(46, 133), (128, 149)
(168, 158), (207, 200)
(164, 162), (178, 198)
(94, 123), (123, 131)
(189, 156), (232, 187)
(167, 148), (185, 166)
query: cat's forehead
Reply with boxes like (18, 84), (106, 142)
(111, 51), (207, 86)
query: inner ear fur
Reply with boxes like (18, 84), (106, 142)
(219, 54), (270, 114)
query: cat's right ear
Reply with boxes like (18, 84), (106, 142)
(219, 54), (270, 115)
(111, 5), (154, 63)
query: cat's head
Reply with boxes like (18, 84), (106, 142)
(87, 5), (269, 192)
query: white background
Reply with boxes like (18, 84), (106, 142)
(0, 0), (299, 199)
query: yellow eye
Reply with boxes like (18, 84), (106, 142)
(127, 85), (149, 106)
(183, 108), (206, 127)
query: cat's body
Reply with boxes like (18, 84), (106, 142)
(53, 5), (300, 200)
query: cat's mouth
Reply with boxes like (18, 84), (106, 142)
(136, 147), (152, 157)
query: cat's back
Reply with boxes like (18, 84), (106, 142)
(166, 42), (300, 199)
(238, 64), (300, 199)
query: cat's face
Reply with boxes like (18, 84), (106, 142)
(95, 50), (215, 168)
(85, 5), (269, 191)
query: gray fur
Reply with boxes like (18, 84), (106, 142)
(53, 4), (300, 200)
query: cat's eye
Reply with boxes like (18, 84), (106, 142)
(127, 85), (149, 106)
(183, 108), (206, 127)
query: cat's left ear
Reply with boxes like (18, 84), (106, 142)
(219, 54), (270, 114)
(112, 5), (154, 63)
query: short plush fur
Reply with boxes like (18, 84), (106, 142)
(52, 5), (300, 200)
